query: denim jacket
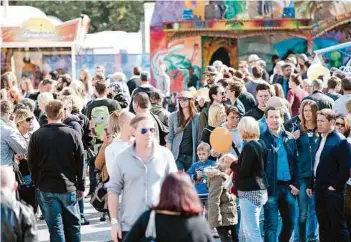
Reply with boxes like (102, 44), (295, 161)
(166, 112), (199, 163)
(260, 129), (299, 196)
(295, 125), (319, 179)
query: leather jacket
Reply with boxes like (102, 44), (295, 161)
(1, 191), (38, 242)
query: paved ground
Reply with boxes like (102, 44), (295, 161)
(38, 196), (111, 242)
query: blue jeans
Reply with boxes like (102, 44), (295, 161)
(78, 199), (84, 218)
(240, 198), (264, 242)
(294, 179), (319, 242)
(176, 154), (193, 171)
(264, 183), (297, 242)
(38, 191), (81, 242)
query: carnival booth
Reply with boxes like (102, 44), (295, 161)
(150, 0), (351, 92)
(1, 9), (90, 88)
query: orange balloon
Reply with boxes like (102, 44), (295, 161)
(210, 127), (233, 154)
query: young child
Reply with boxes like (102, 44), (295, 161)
(205, 153), (238, 242)
(187, 142), (216, 196)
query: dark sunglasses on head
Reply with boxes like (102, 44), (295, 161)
(178, 97), (189, 102)
(336, 122), (345, 127)
(25, 117), (34, 122)
(141, 128), (156, 135)
(219, 92), (225, 95)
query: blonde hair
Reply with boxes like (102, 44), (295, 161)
(14, 108), (31, 126)
(71, 95), (84, 113)
(110, 72), (126, 82)
(70, 80), (85, 98)
(108, 111), (122, 138)
(38, 92), (54, 111)
(208, 103), (225, 127)
(238, 116), (260, 140)
(197, 142), (211, 153)
(346, 99), (351, 114)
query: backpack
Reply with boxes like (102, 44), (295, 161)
(91, 106), (109, 141)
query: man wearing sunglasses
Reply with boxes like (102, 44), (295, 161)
(0, 100), (27, 166)
(108, 115), (177, 242)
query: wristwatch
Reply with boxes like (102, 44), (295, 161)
(111, 218), (119, 225)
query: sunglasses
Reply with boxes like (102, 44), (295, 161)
(219, 92), (225, 96)
(336, 122), (345, 127)
(25, 117), (34, 122)
(140, 128), (156, 134)
(178, 97), (189, 102)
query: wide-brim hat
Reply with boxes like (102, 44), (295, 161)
(177, 91), (194, 99)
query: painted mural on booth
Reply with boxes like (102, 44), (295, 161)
(151, 30), (201, 92)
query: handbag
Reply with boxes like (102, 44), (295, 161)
(89, 182), (108, 212)
(144, 210), (157, 242)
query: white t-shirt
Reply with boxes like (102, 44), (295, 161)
(105, 138), (132, 177)
(334, 94), (351, 116)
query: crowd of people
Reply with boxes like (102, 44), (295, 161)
(1, 53), (351, 242)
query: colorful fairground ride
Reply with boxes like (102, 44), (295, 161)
(149, 0), (351, 92)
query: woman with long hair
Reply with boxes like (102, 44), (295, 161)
(229, 116), (268, 242)
(291, 100), (320, 242)
(335, 114), (351, 140)
(20, 77), (34, 98)
(287, 73), (308, 117)
(124, 172), (213, 242)
(95, 110), (124, 222)
(166, 91), (199, 171)
(79, 68), (93, 98)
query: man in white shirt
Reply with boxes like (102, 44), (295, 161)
(107, 115), (177, 242)
(335, 77), (351, 115)
(307, 109), (351, 242)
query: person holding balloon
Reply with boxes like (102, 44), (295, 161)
(166, 91), (199, 171)
(200, 103), (226, 159)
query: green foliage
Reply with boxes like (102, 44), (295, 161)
(12, 1), (144, 33)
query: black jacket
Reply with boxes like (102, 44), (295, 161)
(231, 140), (268, 191)
(125, 210), (213, 242)
(72, 111), (92, 148)
(284, 115), (301, 132)
(1, 192), (37, 242)
(63, 115), (84, 138)
(309, 130), (351, 192)
(127, 76), (140, 95)
(303, 91), (335, 111)
(238, 91), (256, 112)
(28, 123), (85, 193)
(244, 106), (265, 121)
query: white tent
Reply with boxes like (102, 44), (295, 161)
(81, 31), (143, 54)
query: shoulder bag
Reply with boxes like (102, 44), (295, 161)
(144, 210), (157, 242)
